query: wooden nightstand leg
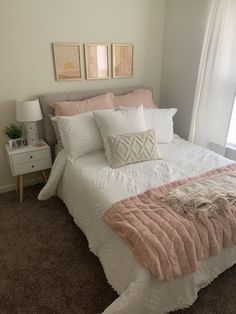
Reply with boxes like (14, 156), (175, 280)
(41, 170), (48, 183)
(16, 176), (19, 192)
(19, 175), (24, 204)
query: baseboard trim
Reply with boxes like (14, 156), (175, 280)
(0, 178), (43, 194)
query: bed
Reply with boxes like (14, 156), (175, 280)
(38, 88), (236, 314)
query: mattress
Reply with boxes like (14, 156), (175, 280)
(39, 135), (236, 314)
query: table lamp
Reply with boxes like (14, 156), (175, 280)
(16, 99), (43, 146)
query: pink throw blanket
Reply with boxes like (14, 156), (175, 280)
(104, 163), (236, 280)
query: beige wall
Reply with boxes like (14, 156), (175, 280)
(0, 0), (165, 190)
(160, 0), (210, 139)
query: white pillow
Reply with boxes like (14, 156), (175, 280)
(144, 108), (177, 143)
(55, 111), (108, 161)
(93, 106), (146, 161)
(49, 114), (64, 154)
(119, 106), (177, 143)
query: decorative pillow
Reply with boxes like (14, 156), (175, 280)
(107, 129), (159, 168)
(48, 114), (63, 153)
(55, 111), (109, 161)
(143, 108), (177, 143)
(119, 106), (177, 143)
(114, 89), (156, 109)
(93, 106), (146, 162)
(50, 93), (114, 116)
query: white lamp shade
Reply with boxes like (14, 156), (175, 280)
(16, 99), (43, 122)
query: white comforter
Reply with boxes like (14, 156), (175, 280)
(38, 136), (236, 314)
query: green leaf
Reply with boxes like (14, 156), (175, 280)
(2, 123), (23, 139)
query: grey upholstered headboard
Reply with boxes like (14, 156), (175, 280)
(39, 86), (153, 146)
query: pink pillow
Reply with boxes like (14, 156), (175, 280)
(114, 89), (156, 109)
(50, 93), (114, 116)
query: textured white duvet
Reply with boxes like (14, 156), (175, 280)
(39, 136), (236, 314)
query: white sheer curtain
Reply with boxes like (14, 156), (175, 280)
(188, 0), (236, 155)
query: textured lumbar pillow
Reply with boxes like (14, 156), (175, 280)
(93, 105), (146, 162)
(106, 129), (159, 168)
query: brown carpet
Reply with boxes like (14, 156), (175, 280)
(0, 184), (236, 314)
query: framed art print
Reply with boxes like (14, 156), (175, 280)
(53, 43), (82, 81)
(84, 44), (110, 80)
(112, 44), (133, 78)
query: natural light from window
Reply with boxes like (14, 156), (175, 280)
(227, 97), (236, 147)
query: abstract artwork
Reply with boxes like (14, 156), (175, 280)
(84, 44), (110, 80)
(53, 43), (82, 81)
(112, 44), (133, 78)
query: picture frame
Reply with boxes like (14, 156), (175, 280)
(84, 43), (110, 80)
(52, 43), (82, 81)
(112, 44), (133, 78)
(9, 138), (26, 150)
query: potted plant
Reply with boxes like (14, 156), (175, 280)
(2, 123), (24, 149)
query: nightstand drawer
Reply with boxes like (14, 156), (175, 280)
(11, 149), (50, 165)
(13, 158), (51, 176)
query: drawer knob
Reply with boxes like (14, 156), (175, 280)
(31, 165), (35, 168)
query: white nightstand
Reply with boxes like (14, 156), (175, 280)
(5, 139), (52, 203)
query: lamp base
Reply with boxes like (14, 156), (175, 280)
(24, 122), (40, 146)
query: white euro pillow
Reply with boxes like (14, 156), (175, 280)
(144, 108), (177, 143)
(55, 111), (110, 161)
(49, 115), (64, 155)
(119, 106), (177, 143)
(93, 105), (146, 162)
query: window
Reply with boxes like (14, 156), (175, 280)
(227, 97), (236, 147)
